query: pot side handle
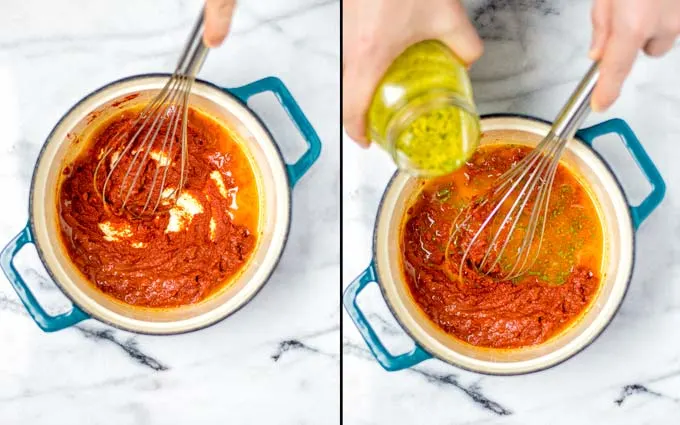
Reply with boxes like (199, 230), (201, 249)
(0, 224), (89, 332)
(577, 118), (666, 229)
(343, 262), (431, 371)
(227, 77), (322, 187)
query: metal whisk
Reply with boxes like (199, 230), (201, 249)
(94, 10), (209, 218)
(446, 62), (600, 281)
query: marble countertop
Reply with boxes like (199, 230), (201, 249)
(343, 0), (680, 423)
(0, 0), (339, 423)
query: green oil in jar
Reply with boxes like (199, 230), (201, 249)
(367, 40), (481, 176)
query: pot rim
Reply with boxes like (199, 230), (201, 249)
(372, 113), (636, 375)
(29, 73), (293, 335)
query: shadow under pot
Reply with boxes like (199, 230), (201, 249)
(344, 115), (665, 375)
(1, 74), (321, 335)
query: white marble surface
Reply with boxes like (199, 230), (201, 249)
(0, 0), (339, 423)
(343, 0), (680, 423)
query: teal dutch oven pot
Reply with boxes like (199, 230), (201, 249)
(0, 75), (321, 334)
(344, 114), (665, 375)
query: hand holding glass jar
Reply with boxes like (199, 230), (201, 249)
(343, 0), (680, 176)
(342, 0), (484, 176)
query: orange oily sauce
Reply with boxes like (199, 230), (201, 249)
(59, 107), (260, 308)
(401, 144), (604, 348)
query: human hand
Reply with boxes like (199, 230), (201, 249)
(342, 0), (483, 146)
(203, 0), (237, 48)
(590, 0), (680, 111)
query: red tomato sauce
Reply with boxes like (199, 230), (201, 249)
(58, 107), (259, 308)
(401, 144), (603, 348)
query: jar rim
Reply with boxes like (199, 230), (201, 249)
(382, 91), (480, 177)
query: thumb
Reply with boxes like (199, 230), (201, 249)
(204, 0), (237, 48)
(438, 3), (484, 65)
(342, 62), (377, 147)
(343, 43), (404, 147)
(590, 0), (612, 60)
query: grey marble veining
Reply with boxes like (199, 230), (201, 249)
(343, 0), (680, 423)
(0, 0), (339, 423)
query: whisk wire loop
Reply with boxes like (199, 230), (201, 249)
(93, 10), (208, 218)
(447, 62), (600, 281)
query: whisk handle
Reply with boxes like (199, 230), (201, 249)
(343, 263), (432, 371)
(0, 224), (89, 332)
(229, 77), (322, 186)
(578, 119), (666, 228)
(552, 62), (600, 140)
(176, 8), (209, 77)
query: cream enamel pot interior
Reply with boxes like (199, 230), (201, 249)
(0, 74), (321, 334)
(344, 115), (665, 374)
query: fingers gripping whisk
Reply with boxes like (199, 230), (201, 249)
(445, 62), (600, 281)
(93, 9), (208, 218)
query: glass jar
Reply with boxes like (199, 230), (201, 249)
(367, 40), (481, 177)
